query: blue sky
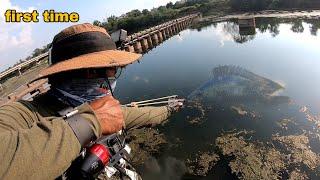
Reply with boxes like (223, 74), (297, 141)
(0, 0), (178, 71)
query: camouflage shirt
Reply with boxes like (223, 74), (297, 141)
(0, 93), (170, 179)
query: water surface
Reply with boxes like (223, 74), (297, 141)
(115, 18), (320, 179)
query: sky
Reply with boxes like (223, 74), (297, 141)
(0, 0), (179, 72)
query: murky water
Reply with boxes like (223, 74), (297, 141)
(115, 18), (320, 179)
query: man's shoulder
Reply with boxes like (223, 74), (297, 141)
(26, 92), (69, 117)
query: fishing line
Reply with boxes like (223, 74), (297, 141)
(115, 68), (123, 79)
(106, 78), (114, 97)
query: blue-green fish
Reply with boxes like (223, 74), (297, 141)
(188, 65), (284, 102)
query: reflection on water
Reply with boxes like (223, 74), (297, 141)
(116, 17), (320, 179)
(192, 17), (320, 42)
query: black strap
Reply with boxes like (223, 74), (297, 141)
(66, 114), (96, 147)
(51, 31), (116, 64)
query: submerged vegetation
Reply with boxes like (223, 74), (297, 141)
(215, 130), (320, 179)
(215, 130), (287, 180)
(183, 64), (320, 179)
(186, 152), (220, 176)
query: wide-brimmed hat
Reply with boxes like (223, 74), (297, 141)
(33, 23), (141, 81)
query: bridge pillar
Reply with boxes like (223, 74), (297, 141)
(157, 31), (163, 43)
(125, 45), (135, 53)
(179, 23), (183, 31)
(146, 35), (153, 49)
(162, 29), (167, 40)
(140, 38), (149, 52)
(165, 28), (171, 38)
(0, 84), (3, 91)
(170, 26), (174, 35)
(133, 40), (143, 53)
(174, 24), (178, 32)
(160, 30), (165, 40)
(181, 21), (185, 29)
(16, 68), (22, 76)
(151, 33), (159, 46)
(171, 25), (176, 34)
(178, 23), (182, 32)
(180, 22), (184, 30)
(176, 23), (180, 32)
(175, 24), (180, 33)
(166, 27), (171, 37)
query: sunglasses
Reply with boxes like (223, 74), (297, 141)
(85, 68), (117, 78)
(51, 67), (122, 82)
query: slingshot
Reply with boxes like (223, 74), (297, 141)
(123, 95), (185, 108)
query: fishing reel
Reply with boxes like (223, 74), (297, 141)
(80, 131), (141, 180)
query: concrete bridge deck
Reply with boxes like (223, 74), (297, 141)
(0, 52), (48, 83)
(121, 13), (200, 53)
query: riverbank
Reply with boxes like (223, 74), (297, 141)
(200, 9), (320, 22)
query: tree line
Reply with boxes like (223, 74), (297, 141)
(93, 0), (230, 34)
(94, 0), (320, 34)
(229, 0), (320, 11)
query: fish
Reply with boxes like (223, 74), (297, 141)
(188, 65), (286, 103)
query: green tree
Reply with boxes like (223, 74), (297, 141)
(32, 48), (42, 57)
(126, 9), (141, 17)
(291, 20), (304, 33)
(106, 15), (118, 32)
(166, 2), (173, 8)
(142, 9), (149, 15)
(93, 20), (101, 26)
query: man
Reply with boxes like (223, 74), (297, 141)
(0, 23), (180, 179)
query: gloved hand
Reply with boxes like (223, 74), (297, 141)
(90, 95), (124, 135)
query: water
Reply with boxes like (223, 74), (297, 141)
(115, 18), (320, 179)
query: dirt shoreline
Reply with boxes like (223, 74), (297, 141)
(200, 10), (320, 22)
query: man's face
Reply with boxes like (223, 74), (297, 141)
(85, 67), (117, 79)
(50, 67), (119, 88)
(106, 68), (117, 78)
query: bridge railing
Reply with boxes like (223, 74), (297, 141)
(0, 52), (49, 81)
(125, 13), (199, 43)
(0, 13), (200, 84)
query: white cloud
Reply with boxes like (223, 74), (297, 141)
(176, 29), (190, 42)
(213, 23), (235, 47)
(0, 0), (35, 71)
(153, 0), (179, 8)
(121, 0), (179, 13)
(0, 0), (34, 52)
